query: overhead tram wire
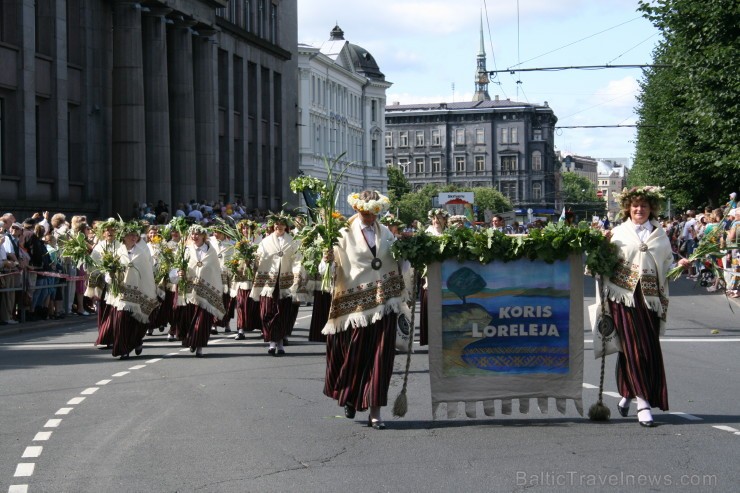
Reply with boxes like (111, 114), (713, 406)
(607, 33), (660, 64)
(488, 64), (668, 75)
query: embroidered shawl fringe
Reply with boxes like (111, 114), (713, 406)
(322, 295), (408, 335)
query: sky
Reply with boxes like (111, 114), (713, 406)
(297, 0), (663, 163)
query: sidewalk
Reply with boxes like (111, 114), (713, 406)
(0, 313), (97, 338)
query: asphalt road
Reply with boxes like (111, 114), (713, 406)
(1, 277), (739, 493)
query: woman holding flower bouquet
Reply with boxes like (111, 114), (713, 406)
(108, 222), (158, 359)
(250, 212), (302, 356)
(170, 224), (225, 357)
(231, 219), (261, 340)
(211, 228), (236, 334)
(322, 191), (408, 430)
(86, 219), (120, 348)
(604, 187), (690, 427)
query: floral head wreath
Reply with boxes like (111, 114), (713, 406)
(237, 219), (258, 232)
(428, 208), (450, 220)
(188, 224), (209, 236)
(118, 220), (143, 239)
(267, 211), (293, 228)
(347, 191), (391, 214)
(448, 215), (468, 225)
(614, 186), (665, 211)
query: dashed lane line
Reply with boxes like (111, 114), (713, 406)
(12, 464), (34, 477)
(55, 408), (73, 415)
(21, 447), (42, 459)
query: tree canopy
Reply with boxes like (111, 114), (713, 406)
(630, 0), (739, 210)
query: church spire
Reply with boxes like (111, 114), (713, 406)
(473, 11), (491, 101)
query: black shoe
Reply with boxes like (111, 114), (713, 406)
(195, 352), (204, 358)
(224, 328), (232, 333)
(617, 404), (629, 418)
(267, 347), (276, 356)
(367, 417), (386, 430)
(135, 345), (143, 356)
(344, 404), (356, 419)
(190, 347), (196, 353)
(210, 328), (218, 335)
(282, 338), (289, 347)
(637, 407), (654, 427)
(235, 332), (246, 340)
(159, 326), (165, 332)
(120, 353), (130, 360)
(276, 349), (285, 356)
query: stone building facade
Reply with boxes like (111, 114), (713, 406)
(384, 98), (560, 217)
(0, 0), (298, 219)
(296, 25), (391, 217)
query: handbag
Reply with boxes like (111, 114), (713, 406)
(588, 278), (621, 359)
(395, 312), (413, 353)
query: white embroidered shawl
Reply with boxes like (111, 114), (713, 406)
(179, 242), (225, 319)
(106, 240), (158, 324)
(250, 232), (301, 301)
(322, 215), (409, 335)
(603, 219), (673, 334)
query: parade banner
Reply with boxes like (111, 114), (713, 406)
(427, 255), (584, 419)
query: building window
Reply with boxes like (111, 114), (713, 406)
(415, 157), (425, 174)
(511, 127), (518, 143)
(371, 100), (377, 122)
(532, 182), (542, 200)
(415, 130), (424, 146)
(432, 156), (441, 173)
(432, 129), (441, 146)
(500, 127), (509, 144)
(475, 128), (485, 144)
(385, 131), (392, 148)
(258, 0), (266, 37)
(501, 181), (517, 201)
(385, 158), (393, 168)
(501, 156), (517, 176)
(269, 2), (277, 43)
(399, 131), (408, 147)
(455, 156), (465, 172)
(533, 128), (542, 140)
(455, 128), (465, 145)
(398, 158), (409, 174)
(532, 151), (542, 171)
(475, 155), (485, 172)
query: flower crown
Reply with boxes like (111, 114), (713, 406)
(347, 191), (390, 214)
(119, 220), (143, 238)
(428, 208), (450, 219)
(267, 211), (293, 228)
(614, 186), (665, 204)
(237, 219), (258, 231)
(188, 224), (209, 235)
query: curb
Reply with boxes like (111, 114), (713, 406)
(0, 315), (97, 338)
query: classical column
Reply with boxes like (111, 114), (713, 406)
(111, 0), (147, 217)
(142, 8), (172, 208)
(192, 30), (218, 202)
(167, 16), (197, 205)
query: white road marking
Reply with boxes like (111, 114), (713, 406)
(296, 315), (311, 320)
(21, 447), (42, 458)
(33, 432), (51, 441)
(128, 365), (146, 370)
(8, 484), (29, 493)
(67, 397), (85, 405)
(55, 408), (73, 415)
(713, 425), (740, 434)
(165, 352), (180, 356)
(81, 387), (99, 395)
(145, 358), (162, 363)
(603, 391), (621, 399)
(669, 411), (703, 421)
(582, 383), (598, 389)
(13, 464), (34, 477)
(179, 348), (190, 352)
(95, 380), (111, 385)
(43, 419), (61, 428)
(112, 371), (129, 377)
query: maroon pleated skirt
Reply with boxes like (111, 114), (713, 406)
(259, 285), (295, 343)
(94, 297), (114, 346)
(608, 282), (669, 411)
(308, 291), (331, 343)
(323, 313), (397, 412)
(179, 303), (214, 351)
(110, 308), (146, 357)
(419, 285), (429, 346)
(236, 289), (261, 332)
(214, 293), (235, 327)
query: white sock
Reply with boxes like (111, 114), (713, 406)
(269, 342), (276, 349)
(619, 397), (632, 408)
(636, 397), (652, 421)
(238, 329), (244, 334)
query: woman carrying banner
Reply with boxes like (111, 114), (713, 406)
(419, 208), (449, 346)
(322, 190), (408, 430)
(250, 212), (301, 356)
(605, 186), (690, 427)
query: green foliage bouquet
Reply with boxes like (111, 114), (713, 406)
(290, 154), (350, 291)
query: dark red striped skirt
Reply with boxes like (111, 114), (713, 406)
(308, 291), (331, 343)
(608, 282), (669, 411)
(236, 289), (261, 332)
(214, 293), (235, 327)
(179, 303), (214, 351)
(323, 313), (397, 411)
(110, 308), (146, 357)
(259, 286), (295, 343)
(419, 285), (429, 346)
(95, 297), (114, 346)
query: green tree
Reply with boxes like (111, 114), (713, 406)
(386, 165), (411, 203)
(631, 0), (739, 210)
(470, 187), (512, 221)
(561, 172), (600, 203)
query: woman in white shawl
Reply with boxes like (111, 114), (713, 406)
(419, 208), (449, 346)
(172, 224), (225, 357)
(605, 187), (690, 427)
(322, 191), (408, 430)
(250, 212), (301, 355)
